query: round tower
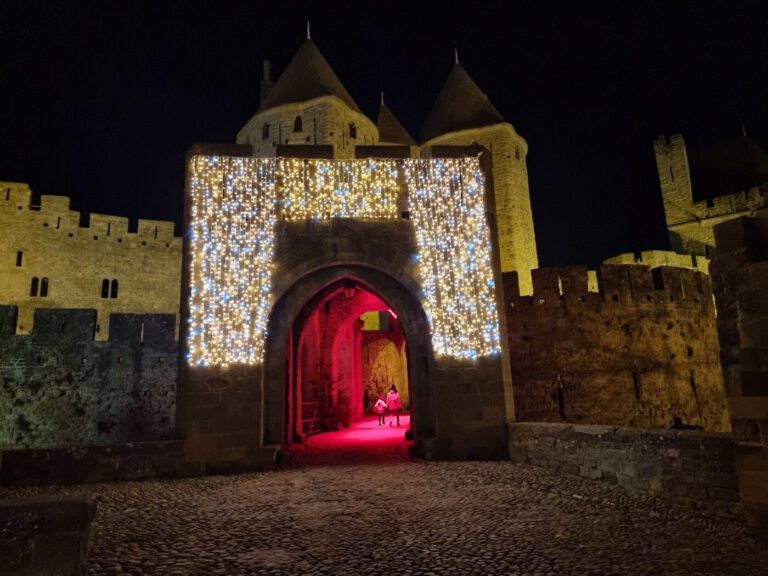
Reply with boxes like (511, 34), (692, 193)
(420, 61), (538, 294)
(237, 39), (379, 159)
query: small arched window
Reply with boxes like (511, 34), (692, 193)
(30, 277), (39, 297)
(110, 279), (119, 299)
(40, 277), (48, 298)
(262, 123), (270, 140)
(293, 116), (303, 132)
(101, 279), (110, 298)
(349, 123), (357, 139)
(515, 146), (520, 160)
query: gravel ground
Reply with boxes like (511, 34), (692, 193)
(2, 459), (766, 576)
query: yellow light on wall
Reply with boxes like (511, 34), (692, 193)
(187, 157), (501, 366)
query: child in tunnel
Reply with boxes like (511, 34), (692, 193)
(386, 384), (403, 426)
(374, 395), (387, 426)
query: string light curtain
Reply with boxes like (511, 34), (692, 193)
(187, 156), (276, 366)
(404, 158), (501, 359)
(187, 156), (501, 366)
(277, 158), (400, 220)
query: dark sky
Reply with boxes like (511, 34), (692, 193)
(1, 0), (766, 267)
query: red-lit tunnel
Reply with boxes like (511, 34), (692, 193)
(285, 280), (410, 446)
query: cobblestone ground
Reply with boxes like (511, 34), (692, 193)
(2, 458), (767, 576)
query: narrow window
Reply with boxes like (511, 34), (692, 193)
(293, 116), (303, 132)
(262, 123), (270, 140)
(154, 226), (158, 239)
(101, 279), (109, 298)
(107, 222), (111, 236)
(669, 166), (674, 182)
(56, 217), (61, 229)
(16, 251), (22, 267)
(349, 123), (357, 139)
(40, 277), (48, 297)
(5, 188), (9, 201)
(30, 277), (39, 297)
(515, 146), (520, 160)
(110, 279), (119, 299)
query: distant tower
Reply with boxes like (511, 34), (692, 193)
(653, 134), (697, 253)
(420, 61), (538, 294)
(237, 39), (379, 158)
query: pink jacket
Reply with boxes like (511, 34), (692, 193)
(386, 391), (402, 410)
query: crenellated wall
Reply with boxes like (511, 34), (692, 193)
(654, 134), (767, 255)
(504, 265), (730, 431)
(0, 305), (177, 450)
(0, 182), (182, 339)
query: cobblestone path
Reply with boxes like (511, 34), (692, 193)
(3, 458), (767, 575)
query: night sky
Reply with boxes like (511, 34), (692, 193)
(1, 1), (766, 267)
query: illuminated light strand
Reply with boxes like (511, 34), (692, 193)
(187, 157), (501, 366)
(187, 156), (276, 367)
(404, 158), (501, 359)
(277, 158), (400, 220)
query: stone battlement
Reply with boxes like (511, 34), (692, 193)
(504, 265), (714, 312)
(503, 265), (729, 432)
(1, 182), (179, 246)
(0, 305), (176, 343)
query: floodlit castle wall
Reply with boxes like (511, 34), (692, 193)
(504, 265), (730, 432)
(654, 134), (766, 254)
(236, 96), (379, 159)
(0, 182), (182, 339)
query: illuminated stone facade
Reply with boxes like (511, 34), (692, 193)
(654, 133), (767, 256)
(0, 182), (182, 339)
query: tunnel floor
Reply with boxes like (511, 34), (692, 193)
(284, 414), (414, 467)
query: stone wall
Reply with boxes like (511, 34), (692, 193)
(711, 208), (768, 533)
(237, 96), (379, 159)
(0, 495), (96, 575)
(0, 306), (177, 450)
(653, 134), (766, 254)
(504, 265), (730, 431)
(508, 422), (738, 507)
(604, 249), (710, 275)
(0, 182), (182, 339)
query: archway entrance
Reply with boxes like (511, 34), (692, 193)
(285, 279), (412, 463)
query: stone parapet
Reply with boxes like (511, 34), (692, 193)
(508, 422), (738, 508)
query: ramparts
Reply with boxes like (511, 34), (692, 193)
(0, 182), (182, 339)
(0, 305), (177, 450)
(504, 265), (730, 431)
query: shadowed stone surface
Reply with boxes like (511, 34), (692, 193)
(2, 462), (766, 576)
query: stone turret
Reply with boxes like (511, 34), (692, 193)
(420, 62), (538, 294)
(237, 39), (379, 159)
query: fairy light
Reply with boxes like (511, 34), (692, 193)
(277, 158), (399, 220)
(404, 158), (501, 359)
(187, 156), (501, 366)
(187, 156), (276, 367)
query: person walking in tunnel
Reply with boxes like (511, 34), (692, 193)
(386, 384), (402, 427)
(374, 395), (387, 426)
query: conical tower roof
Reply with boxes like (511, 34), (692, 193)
(259, 39), (361, 113)
(420, 64), (505, 143)
(377, 102), (417, 146)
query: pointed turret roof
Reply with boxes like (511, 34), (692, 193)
(259, 39), (361, 113)
(377, 101), (417, 146)
(420, 64), (505, 143)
